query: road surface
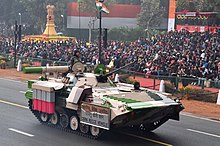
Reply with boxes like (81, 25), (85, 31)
(0, 78), (219, 146)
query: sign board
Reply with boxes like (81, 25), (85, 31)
(80, 103), (110, 130)
(176, 25), (220, 33)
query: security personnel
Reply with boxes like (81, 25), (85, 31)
(69, 50), (81, 72)
(72, 50), (81, 63)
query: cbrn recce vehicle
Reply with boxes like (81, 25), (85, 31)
(25, 62), (184, 139)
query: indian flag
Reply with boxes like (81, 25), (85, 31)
(101, 4), (110, 14)
(96, 1), (103, 10)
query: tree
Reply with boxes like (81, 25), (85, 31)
(108, 27), (145, 41)
(20, 0), (73, 34)
(176, 0), (220, 24)
(137, 0), (165, 30)
(177, 0), (220, 12)
(0, 0), (26, 24)
(0, 0), (26, 36)
(176, 0), (196, 11)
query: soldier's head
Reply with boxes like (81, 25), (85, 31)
(74, 50), (80, 57)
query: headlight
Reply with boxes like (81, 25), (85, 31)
(174, 97), (180, 103)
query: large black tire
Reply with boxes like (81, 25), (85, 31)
(79, 123), (89, 134)
(60, 113), (69, 128)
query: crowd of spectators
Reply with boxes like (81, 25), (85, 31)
(0, 30), (219, 82)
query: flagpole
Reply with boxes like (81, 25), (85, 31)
(98, 10), (102, 63)
(97, 0), (105, 64)
(78, 0), (81, 46)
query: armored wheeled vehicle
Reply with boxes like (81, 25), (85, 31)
(25, 62), (184, 139)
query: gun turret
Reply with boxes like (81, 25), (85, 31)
(23, 62), (85, 74)
(23, 66), (69, 74)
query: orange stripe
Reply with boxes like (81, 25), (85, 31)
(168, 0), (176, 18)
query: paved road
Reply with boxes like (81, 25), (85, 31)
(0, 78), (220, 146)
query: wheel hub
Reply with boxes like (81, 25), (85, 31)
(40, 113), (48, 122)
(70, 116), (79, 131)
(90, 126), (100, 136)
(80, 123), (89, 134)
(51, 112), (59, 125)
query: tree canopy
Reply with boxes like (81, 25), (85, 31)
(0, 0), (219, 36)
(137, 0), (166, 29)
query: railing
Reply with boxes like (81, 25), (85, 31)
(0, 53), (69, 67)
(0, 53), (96, 73)
(121, 69), (220, 90)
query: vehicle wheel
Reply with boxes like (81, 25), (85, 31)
(60, 113), (69, 128)
(40, 112), (49, 123)
(70, 115), (79, 131)
(90, 126), (101, 137)
(80, 123), (89, 134)
(51, 112), (59, 125)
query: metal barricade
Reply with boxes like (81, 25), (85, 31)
(120, 69), (220, 90)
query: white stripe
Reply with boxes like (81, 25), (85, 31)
(168, 18), (175, 31)
(8, 128), (34, 137)
(187, 129), (220, 138)
(19, 91), (26, 94)
(181, 112), (220, 124)
(67, 16), (138, 29)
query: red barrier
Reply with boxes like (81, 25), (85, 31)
(32, 62), (41, 66)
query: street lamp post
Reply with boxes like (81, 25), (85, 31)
(88, 17), (97, 44)
(14, 21), (18, 68)
(78, 1), (81, 45)
(61, 14), (64, 33)
(88, 17), (92, 44)
(18, 13), (21, 25)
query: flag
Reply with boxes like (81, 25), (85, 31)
(95, 1), (110, 14)
(101, 4), (110, 14)
(96, 1), (103, 10)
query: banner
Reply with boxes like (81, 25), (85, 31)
(80, 102), (110, 130)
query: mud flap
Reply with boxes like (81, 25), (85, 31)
(170, 111), (180, 121)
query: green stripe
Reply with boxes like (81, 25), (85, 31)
(25, 90), (33, 99)
(23, 67), (43, 74)
(96, 2), (102, 10)
(105, 96), (140, 103)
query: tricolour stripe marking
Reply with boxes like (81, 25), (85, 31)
(121, 132), (172, 146)
(187, 129), (220, 138)
(8, 128), (34, 137)
(0, 99), (28, 109)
